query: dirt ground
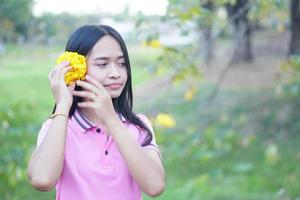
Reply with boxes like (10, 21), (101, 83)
(200, 30), (289, 89)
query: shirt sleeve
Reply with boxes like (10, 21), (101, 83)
(36, 119), (53, 149)
(137, 114), (162, 160)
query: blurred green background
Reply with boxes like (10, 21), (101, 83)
(1, 0), (300, 199)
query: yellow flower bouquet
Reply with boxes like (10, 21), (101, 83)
(56, 51), (87, 85)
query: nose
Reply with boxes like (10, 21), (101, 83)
(108, 64), (121, 79)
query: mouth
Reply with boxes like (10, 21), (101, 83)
(104, 83), (123, 90)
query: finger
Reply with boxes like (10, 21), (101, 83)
(52, 61), (70, 73)
(49, 68), (59, 83)
(68, 82), (76, 91)
(73, 90), (96, 100)
(57, 66), (72, 85)
(49, 61), (70, 80)
(48, 70), (54, 81)
(49, 67), (58, 78)
(76, 80), (101, 95)
(78, 102), (94, 108)
(57, 61), (70, 70)
(61, 66), (72, 75)
(85, 75), (105, 92)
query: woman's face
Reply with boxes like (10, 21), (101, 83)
(86, 35), (128, 98)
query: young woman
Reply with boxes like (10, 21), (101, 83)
(27, 25), (165, 200)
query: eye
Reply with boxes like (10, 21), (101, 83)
(96, 63), (107, 68)
(118, 62), (126, 67)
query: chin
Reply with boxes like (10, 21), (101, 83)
(109, 92), (122, 99)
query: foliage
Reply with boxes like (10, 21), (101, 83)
(141, 82), (300, 200)
(0, 0), (33, 41)
(276, 55), (300, 98)
(28, 13), (99, 45)
(136, 0), (290, 86)
(250, 0), (289, 32)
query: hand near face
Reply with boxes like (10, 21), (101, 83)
(48, 61), (76, 109)
(73, 75), (115, 125)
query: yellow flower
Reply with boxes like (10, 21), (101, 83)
(56, 51), (87, 85)
(155, 113), (176, 128)
(149, 40), (161, 48)
(184, 87), (197, 101)
(142, 40), (162, 48)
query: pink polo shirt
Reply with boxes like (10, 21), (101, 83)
(36, 109), (161, 200)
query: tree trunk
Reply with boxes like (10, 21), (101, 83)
(289, 0), (300, 56)
(0, 37), (6, 56)
(227, 0), (253, 63)
(200, 1), (214, 65)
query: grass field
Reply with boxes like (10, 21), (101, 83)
(143, 85), (300, 200)
(0, 44), (300, 200)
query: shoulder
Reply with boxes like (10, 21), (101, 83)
(136, 113), (147, 121)
(136, 113), (152, 126)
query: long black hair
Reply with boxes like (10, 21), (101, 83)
(52, 25), (152, 146)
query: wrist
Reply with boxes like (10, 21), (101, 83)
(55, 103), (71, 115)
(103, 114), (120, 128)
(51, 113), (69, 119)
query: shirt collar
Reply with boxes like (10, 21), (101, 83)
(71, 109), (95, 133)
(71, 109), (126, 133)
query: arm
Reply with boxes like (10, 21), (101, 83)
(27, 61), (74, 191)
(106, 116), (165, 197)
(27, 104), (69, 191)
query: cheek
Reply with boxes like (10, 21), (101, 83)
(122, 68), (128, 81)
(87, 67), (106, 82)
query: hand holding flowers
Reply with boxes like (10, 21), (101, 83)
(48, 51), (87, 111)
(48, 61), (74, 112)
(50, 51), (115, 123)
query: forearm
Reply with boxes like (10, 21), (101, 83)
(27, 107), (69, 190)
(106, 117), (165, 196)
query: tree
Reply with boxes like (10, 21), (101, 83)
(0, 0), (33, 42)
(226, 0), (253, 63)
(198, 0), (215, 64)
(29, 13), (100, 45)
(289, 0), (300, 55)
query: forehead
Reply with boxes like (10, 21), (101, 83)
(89, 35), (123, 58)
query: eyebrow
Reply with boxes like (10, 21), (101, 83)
(94, 55), (124, 60)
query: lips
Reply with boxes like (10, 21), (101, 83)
(104, 83), (123, 90)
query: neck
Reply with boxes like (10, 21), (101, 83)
(78, 107), (103, 125)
